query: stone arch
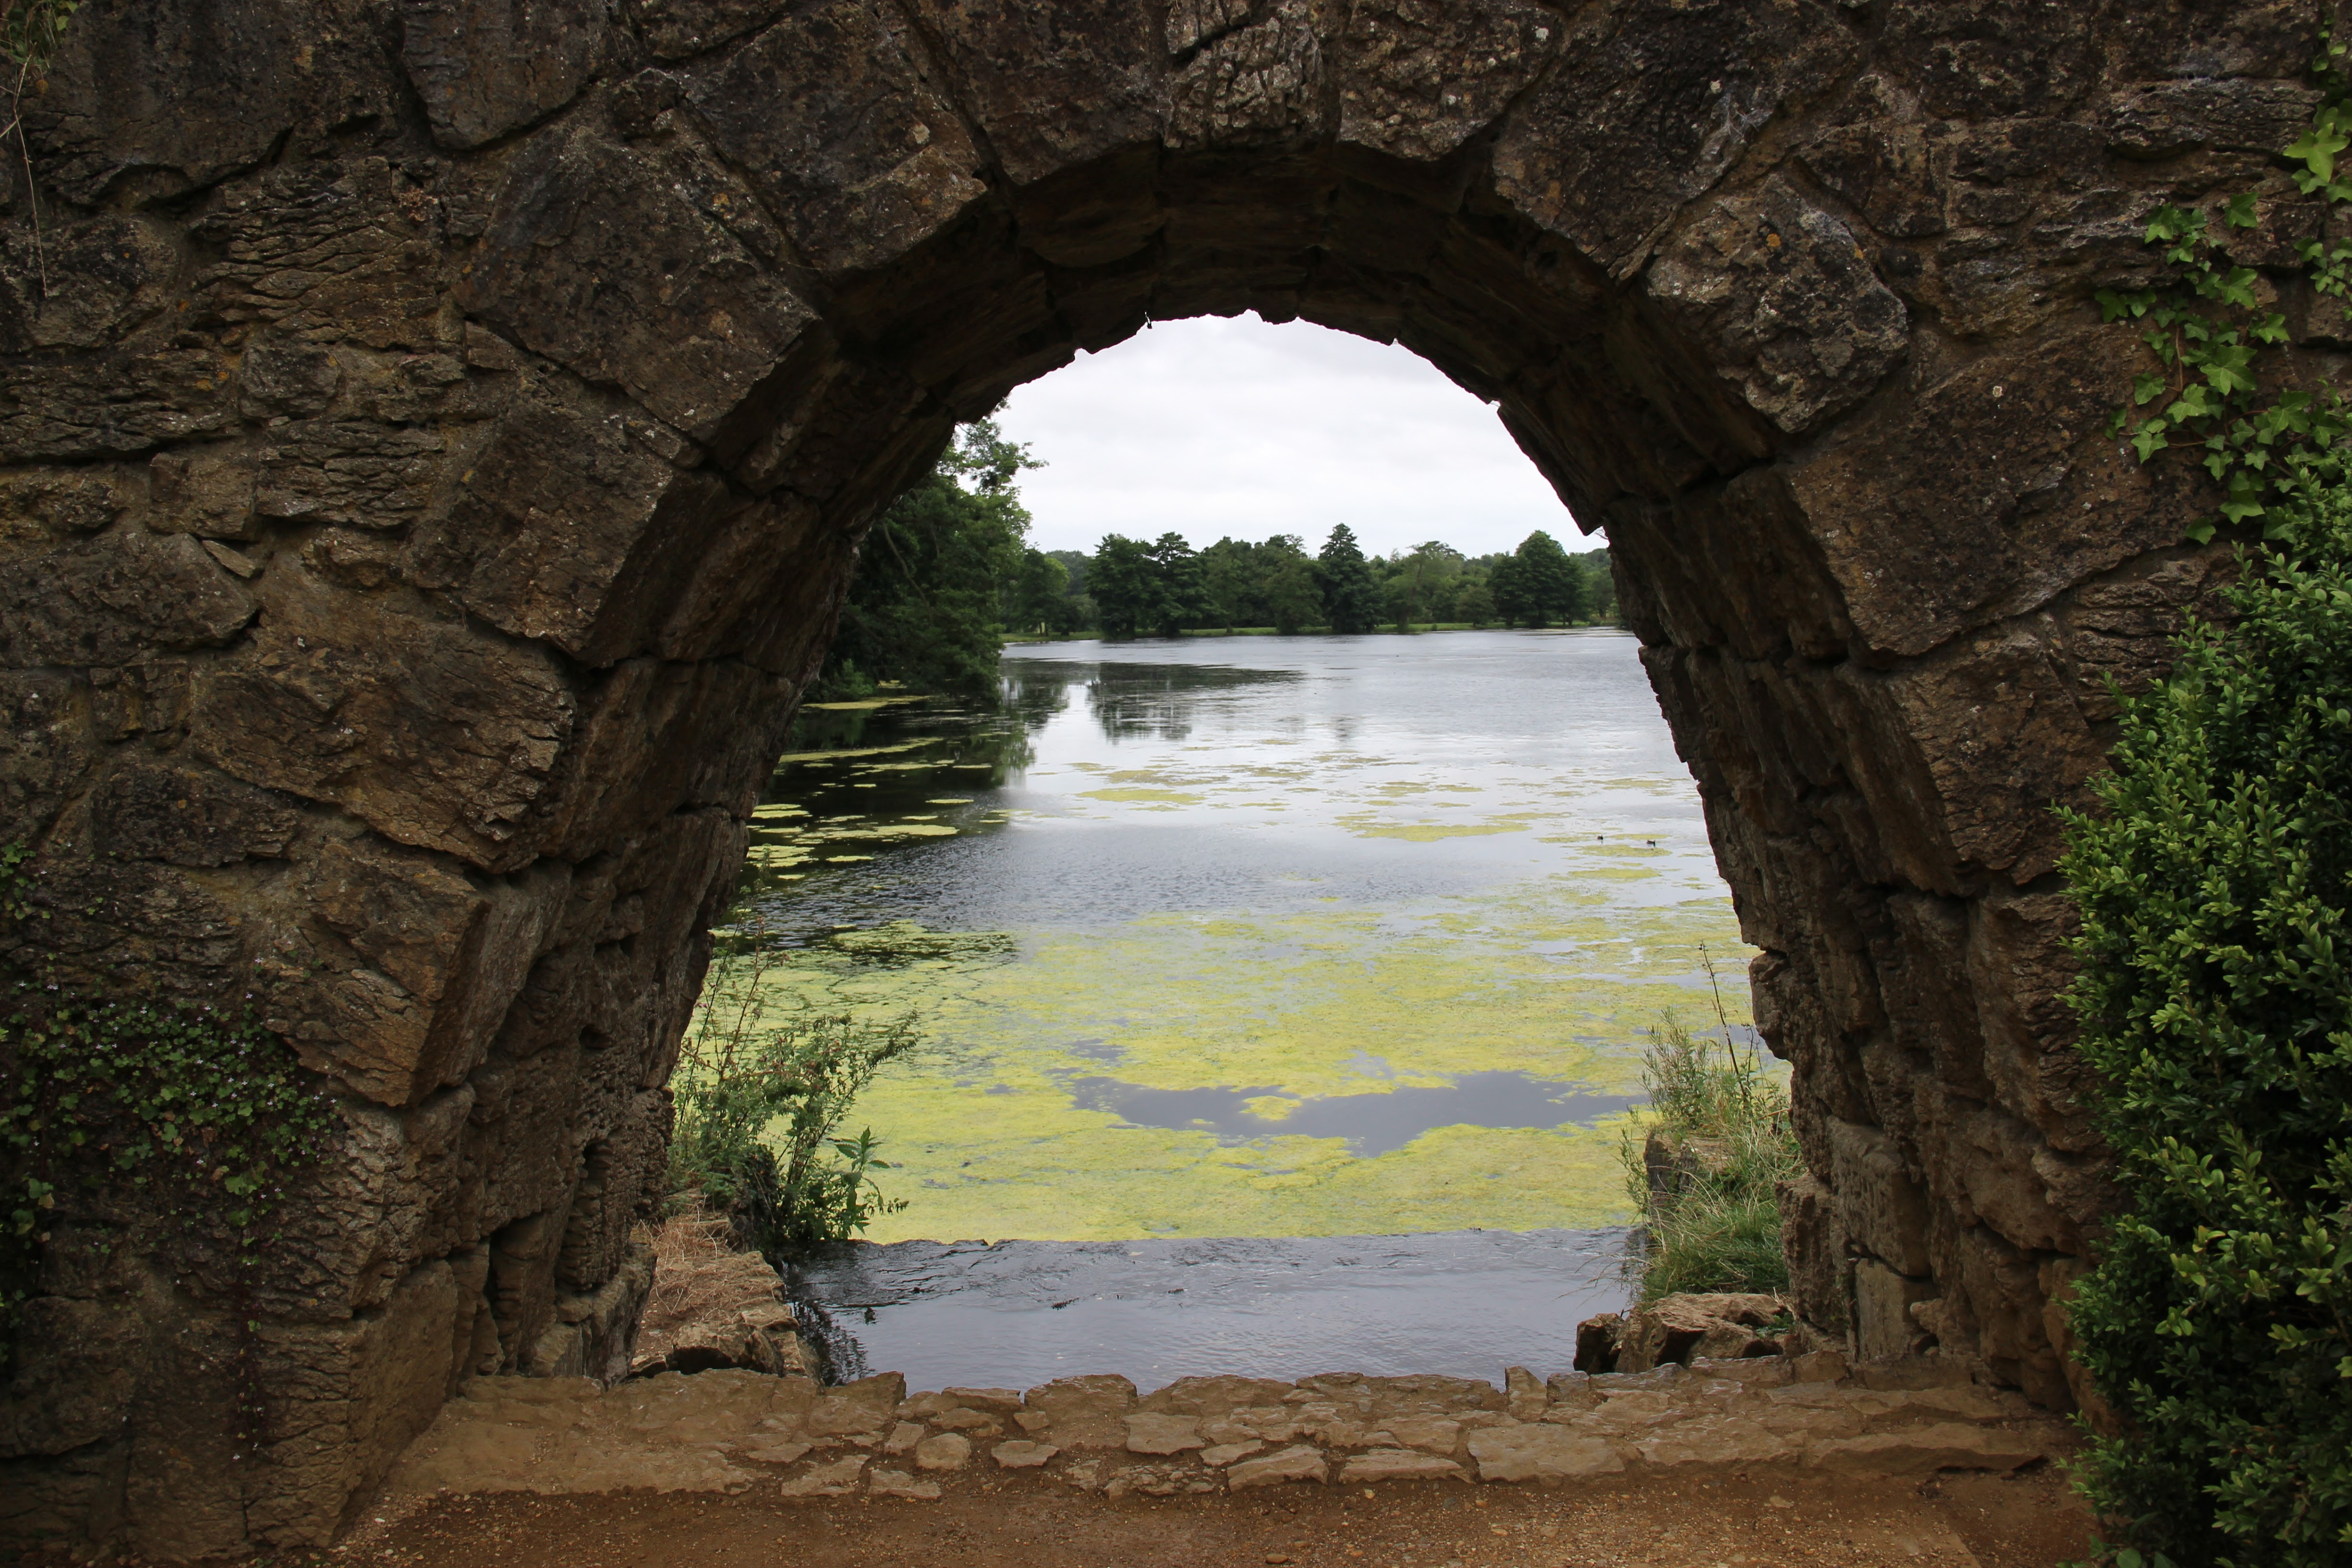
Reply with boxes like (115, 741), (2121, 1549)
(0, 0), (2312, 1553)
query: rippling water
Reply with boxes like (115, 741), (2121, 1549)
(723, 629), (1760, 1250)
(782, 1229), (1633, 1391)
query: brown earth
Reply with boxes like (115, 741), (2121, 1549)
(321, 1464), (2092, 1568)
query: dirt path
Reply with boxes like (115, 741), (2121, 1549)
(334, 1465), (2091, 1568)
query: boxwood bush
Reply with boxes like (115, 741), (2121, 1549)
(2059, 491), (2352, 1565)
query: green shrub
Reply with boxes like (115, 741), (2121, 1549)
(2059, 491), (2352, 1566)
(1620, 1009), (1799, 1301)
(669, 937), (917, 1258)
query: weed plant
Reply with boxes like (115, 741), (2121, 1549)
(1620, 993), (1800, 1302)
(668, 932), (918, 1259)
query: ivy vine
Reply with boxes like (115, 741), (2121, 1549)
(2065, 22), (2352, 1567)
(0, 844), (337, 1459)
(2099, 32), (2352, 544)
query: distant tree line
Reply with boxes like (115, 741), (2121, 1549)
(818, 423), (1619, 700)
(1011, 525), (1613, 639)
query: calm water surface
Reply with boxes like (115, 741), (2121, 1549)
(718, 630), (1764, 1384)
(723, 629), (1758, 1242)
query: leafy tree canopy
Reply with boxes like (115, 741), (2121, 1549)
(818, 420), (1040, 699)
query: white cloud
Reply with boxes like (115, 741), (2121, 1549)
(992, 313), (1598, 560)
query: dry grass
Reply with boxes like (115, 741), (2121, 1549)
(634, 1210), (786, 1360)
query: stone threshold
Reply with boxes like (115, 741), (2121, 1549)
(376, 1350), (2070, 1514)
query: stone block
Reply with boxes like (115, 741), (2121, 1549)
(1803, 1422), (2046, 1476)
(680, 2), (990, 276)
(1335, 0), (1559, 166)
(1648, 178), (1911, 437)
(1636, 1415), (1797, 1467)
(1224, 1444), (1328, 1490)
(191, 158), (454, 353)
(1167, 0), (1328, 152)
(271, 835), (570, 1105)
(147, 446), (261, 539)
(1124, 1413), (1205, 1454)
(401, 0), (611, 150)
(1021, 1373), (1137, 1448)
(912, 1432), (971, 1471)
(89, 755), (299, 869)
(1491, 0), (1858, 278)
(1826, 1119), (1934, 1277)
(780, 1456), (866, 1497)
(1785, 329), (2184, 661)
(0, 214), (178, 353)
(903, 0), (1163, 186)
(1777, 1172), (1853, 1341)
(456, 122), (815, 452)
(0, 1297), (145, 1459)
(807, 1374), (908, 1437)
(1137, 1374), (1297, 1416)
(1341, 1448), (1465, 1483)
(1615, 1293), (1787, 1374)
(0, 527), (255, 669)
(866, 1467), (941, 1499)
(1853, 1260), (1937, 1361)
(188, 563), (576, 874)
(31, 0), (400, 208)
(991, 1440), (1058, 1469)
(1466, 1424), (1625, 1482)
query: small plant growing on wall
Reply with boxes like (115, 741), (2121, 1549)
(1618, 1006), (1799, 1302)
(0, 0), (79, 296)
(667, 932), (919, 1258)
(0, 845), (336, 1458)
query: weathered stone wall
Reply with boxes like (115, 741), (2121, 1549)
(0, 0), (2329, 1553)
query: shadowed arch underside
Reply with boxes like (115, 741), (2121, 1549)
(0, 0), (2315, 1552)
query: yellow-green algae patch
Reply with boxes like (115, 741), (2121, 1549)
(735, 887), (1753, 1243)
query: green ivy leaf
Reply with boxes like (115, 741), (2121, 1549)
(2287, 109), (2351, 183)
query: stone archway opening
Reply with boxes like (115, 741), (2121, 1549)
(4, 0), (2290, 1555)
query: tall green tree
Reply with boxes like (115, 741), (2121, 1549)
(1384, 540), (1463, 630)
(1512, 529), (1588, 627)
(1145, 532), (1206, 637)
(1089, 533), (1157, 638)
(1455, 574), (1496, 627)
(1261, 535), (1321, 634)
(1200, 536), (1260, 632)
(1004, 548), (1071, 634)
(1316, 523), (1381, 634)
(1576, 546), (1617, 620)
(1487, 550), (1530, 626)
(821, 420), (1038, 697)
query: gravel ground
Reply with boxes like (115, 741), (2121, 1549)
(304, 1462), (2091, 1568)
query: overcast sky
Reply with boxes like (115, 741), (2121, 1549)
(991, 313), (1597, 560)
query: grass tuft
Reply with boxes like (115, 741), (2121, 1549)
(1620, 1008), (1801, 1302)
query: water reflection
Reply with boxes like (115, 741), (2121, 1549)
(731, 630), (1763, 1245)
(1075, 659), (1303, 742)
(1066, 1071), (1647, 1158)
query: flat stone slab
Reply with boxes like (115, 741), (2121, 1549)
(374, 1352), (2067, 1513)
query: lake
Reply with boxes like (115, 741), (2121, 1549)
(721, 628), (1759, 1248)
